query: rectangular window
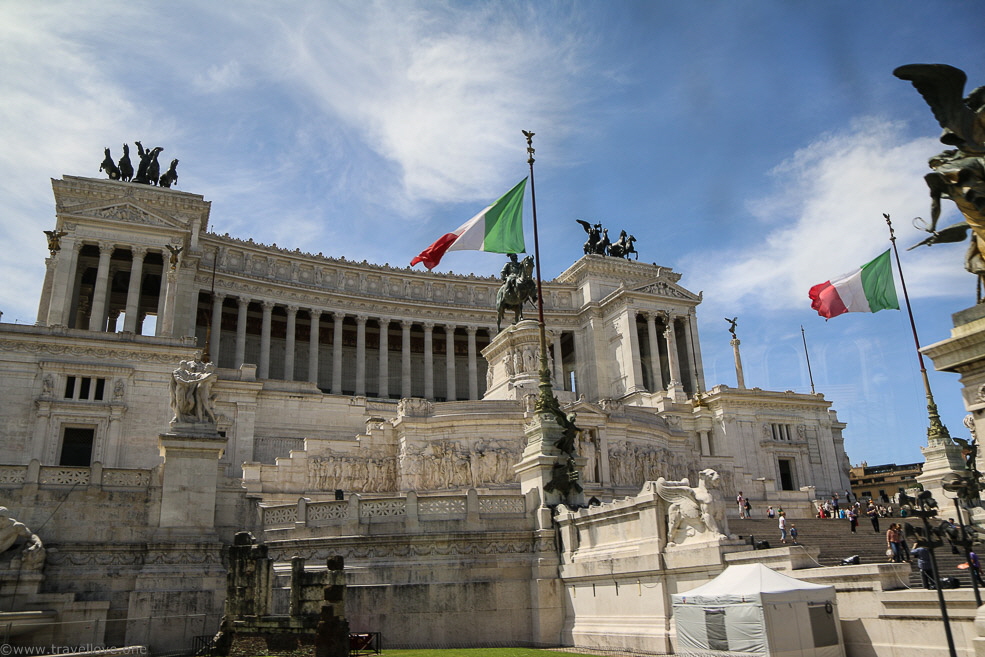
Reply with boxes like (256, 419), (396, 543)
(79, 377), (91, 400)
(60, 427), (95, 466)
(94, 378), (105, 401)
(64, 376), (76, 399)
(809, 603), (839, 647)
(704, 608), (728, 651)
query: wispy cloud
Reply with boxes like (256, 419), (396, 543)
(682, 118), (968, 316)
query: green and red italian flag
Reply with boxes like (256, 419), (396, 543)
(411, 179), (527, 270)
(809, 250), (900, 319)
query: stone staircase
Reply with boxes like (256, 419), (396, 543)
(730, 517), (979, 589)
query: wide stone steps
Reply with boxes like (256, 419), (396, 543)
(729, 517), (980, 589)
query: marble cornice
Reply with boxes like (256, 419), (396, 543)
(54, 176), (210, 216)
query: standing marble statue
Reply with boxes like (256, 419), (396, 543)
(169, 359), (218, 425)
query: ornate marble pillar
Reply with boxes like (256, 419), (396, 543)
(624, 311), (647, 394)
(123, 246), (147, 333)
(209, 293), (225, 364)
(46, 237), (82, 327)
(106, 309), (120, 333)
(551, 332), (563, 389)
(681, 309), (698, 393)
(332, 312), (344, 395)
(355, 314), (368, 396)
(664, 315), (684, 399)
(423, 322), (434, 400)
(401, 320), (413, 398)
(445, 325), (457, 401)
(160, 267), (179, 337)
(308, 309), (321, 385)
(467, 326), (478, 400)
(688, 309), (707, 392)
(259, 301), (274, 379)
(378, 318), (390, 399)
(284, 305), (298, 381)
(645, 313), (664, 391)
(235, 296), (249, 367)
(155, 256), (168, 335)
(88, 242), (114, 331)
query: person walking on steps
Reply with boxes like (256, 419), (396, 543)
(737, 491), (746, 519)
(778, 511), (788, 544)
(912, 541), (935, 589)
(789, 523), (798, 545)
(867, 502), (880, 533)
(848, 506), (858, 534)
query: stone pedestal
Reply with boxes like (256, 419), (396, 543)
(921, 306), (985, 507)
(158, 425), (227, 532)
(482, 319), (554, 400)
(515, 412), (586, 510)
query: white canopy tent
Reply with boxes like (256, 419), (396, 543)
(671, 563), (845, 657)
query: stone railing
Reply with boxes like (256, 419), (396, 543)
(0, 460), (153, 490)
(259, 489), (529, 533)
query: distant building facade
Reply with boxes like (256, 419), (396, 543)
(849, 461), (922, 502)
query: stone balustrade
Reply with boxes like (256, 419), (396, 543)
(0, 460), (153, 490)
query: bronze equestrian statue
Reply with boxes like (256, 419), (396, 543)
(496, 254), (537, 332)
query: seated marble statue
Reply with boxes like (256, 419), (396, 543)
(169, 359), (218, 425)
(0, 507), (45, 571)
(653, 469), (729, 546)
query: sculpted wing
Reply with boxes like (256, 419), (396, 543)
(654, 477), (700, 516)
(894, 63), (984, 152)
(576, 219), (592, 234)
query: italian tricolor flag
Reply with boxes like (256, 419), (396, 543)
(809, 250), (900, 319)
(411, 179), (527, 270)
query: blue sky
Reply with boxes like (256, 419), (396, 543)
(2, 1), (984, 467)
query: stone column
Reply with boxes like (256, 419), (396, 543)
(332, 312), (344, 395)
(624, 311), (646, 394)
(155, 257), (168, 335)
(423, 322), (434, 400)
(681, 310), (697, 393)
(646, 313), (664, 391)
(467, 326), (478, 400)
(208, 293), (225, 364)
(401, 320), (413, 398)
(378, 318), (390, 399)
(160, 268), (179, 337)
(355, 314), (367, 396)
(88, 242), (114, 331)
(259, 301), (273, 379)
(688, 309), (707, 392)
(123, 246), (147, 333)
(731, 338), (746, 389)
(664, 316), (685, 400)
(308, 309), (322, 385)
(107, 309), (120, 332)
(283, 305), (298, 381)
(551, 332), (564, 389)
(46, 237), (82, 327)
(235, 296), (249, 367)
(445, 324), (457, 401)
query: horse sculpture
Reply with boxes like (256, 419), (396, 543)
(608, 231), (638, 259)
(159, 159), (179, 188)
(496, 255), (537, 332)
(99, 147), (121, 180)
(118, 144), (134, 182)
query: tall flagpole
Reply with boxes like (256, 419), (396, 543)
(523, 131), (556, 411)
(800, 325), (815, 395)
(884, 214), (951, 445)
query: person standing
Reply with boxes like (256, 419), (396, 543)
(767, 506), (775, 519)
(848, 506), (858, 534)
(737, 491), (746, 519)
(911, 541), (935, 589)
(887, 524), (903, 563)
(970, 550), (984, 587)
(867, 502), (880, 533)
(744, 498), (752, 518)
(778, 511), (788, 544)
(790, 523), (799, 545)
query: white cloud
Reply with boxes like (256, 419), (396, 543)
(681, 117), (970, 317)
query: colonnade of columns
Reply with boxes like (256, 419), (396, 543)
(201, 292), (496, 401)
(44, 240), (169, 335)
(636, 310), (705, 396)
